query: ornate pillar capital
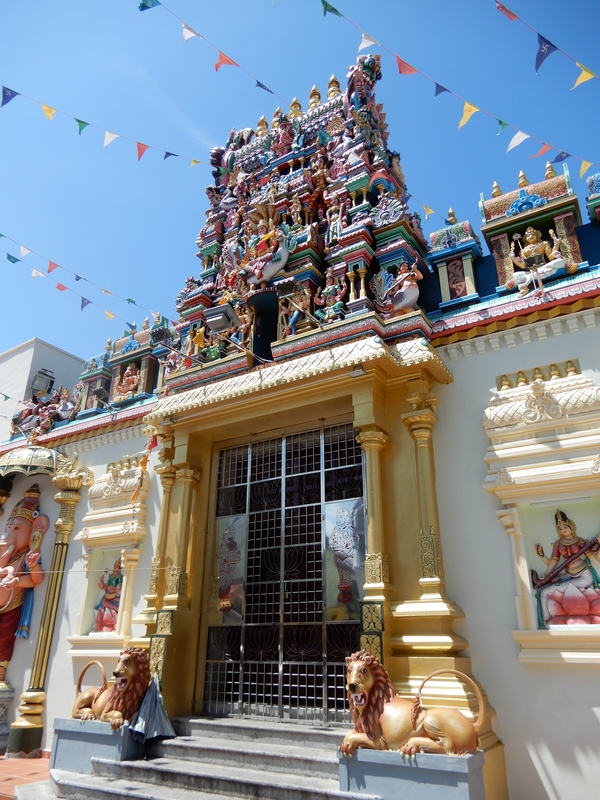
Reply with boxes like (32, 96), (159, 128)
(175, 467), (201, 486)
(156, 465), (176, 490)
(356, 429), (388, 452)
(402, 409), (438, 444)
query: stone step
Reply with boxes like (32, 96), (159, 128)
(150, 734), (339, 780)
(173, 716), (347, 750)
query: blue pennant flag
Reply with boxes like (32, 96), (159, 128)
(163, 152), (177, 160)
(126, 321), (136, 331)
(434, 83), (449, 97)
(1, 87), (20, 107)
(139, 0), (161, 9)
(255, 81), (274, 95)
(80, 297), (91, 311)
(405, 193), (412, 201)
(535, 35), (558, 74)
(6, 254), (19, 263)
(75, 274), (83, 281)
(552, 151), (571, 163)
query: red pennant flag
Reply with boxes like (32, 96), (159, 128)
(395, 56), (417, 76)
(48, 261), (59, 273)
(529, 143), (552, 159)
(148, 434), (158, 450)
(495, 2), (517, 20)
(56, 283), (67, 291)
(215, 51), (238, 72)
(137, 142), (150, 161)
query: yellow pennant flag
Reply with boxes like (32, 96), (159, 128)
(41, 104), (56, 120)
(190, 159), (201, 167)
(572, 63), (595, 89)
(102, 288), (112, 295)
(423, 205), (435, 219)
(580, 160), (593, 179)
(104, 310), (115, 320)
(458, 101), (479, 129)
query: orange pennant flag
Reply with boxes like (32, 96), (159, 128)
(395, 56), (417, 76)
(529, 143), (551, 159)
(215, 51), (238, 71)
(48, 261), (59, 273)
(55, 283), (67, 291)
(137, 142), (150, 161)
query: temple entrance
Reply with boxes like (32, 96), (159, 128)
(203, 423), (365, 722)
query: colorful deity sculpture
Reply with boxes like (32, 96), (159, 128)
(114, 363), (140, 402)
(93, 559), (123, 633)
(507, 226), (564, 296)
(0, 484), (49, 683)
(328, 508), (359, 605)
(314, 271), (347, 323)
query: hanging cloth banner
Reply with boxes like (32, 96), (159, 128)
(139, 0), (161, 10)
(507, 131), (530, 151)
(55, 283), (67, 291)
(423, 205), (435, 219)
(255, 81), (274, 94)
(47, 261), (59, 273)
(552, 152), (571, 163)
(31, 269), (44, 279)
(495, 2), (517, 21)
(215, 52), (238, 71)
(104, 131), (119, 147)
(434, 84), (449, 97)
(75, 119), (89, 135)
(458, 102), (479, 128)
(163, 152), (177, 160)
(572, 63), (595, 89)
(580, 160), (593, 179)
(81, 297), (91, 311)
(535, 35), (558, 74)
(19, 246), (30, 259)
(6, 254), (18, 264)
(359, 32), (379, 52)
(496, 120), (508, 135)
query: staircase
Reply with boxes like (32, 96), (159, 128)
(45, 717), (383, 800)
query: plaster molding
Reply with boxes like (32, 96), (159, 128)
(59, 424), (147, 458)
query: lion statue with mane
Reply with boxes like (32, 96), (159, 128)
(72, 646), (151, 730)
(340, 650), (485, 757)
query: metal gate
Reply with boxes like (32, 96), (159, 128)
(203, 423), (365, 722)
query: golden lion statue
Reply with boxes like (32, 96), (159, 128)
(340, 650), (485, 757)
(72, 646), (151, 730)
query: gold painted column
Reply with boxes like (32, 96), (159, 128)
(162, 466), (199, 610)
(7, 459), (92, 755)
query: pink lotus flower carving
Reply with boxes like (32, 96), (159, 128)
(546, 581), (600, 625)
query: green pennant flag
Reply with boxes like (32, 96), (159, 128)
(2, 394), (9, 402)
(126, 298), (136, 305)
(6, 254), (19, 264)
(496, 120), (508, 136)
(322, 0), (343, 17)
(75, 119), (90, 135)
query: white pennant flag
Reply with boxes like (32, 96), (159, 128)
(182, 23), (199, 42)
(20, 246), (30, 259)
(507, 131), (530, 152)
(104, 131), (119, 147)
(358, 31), (379, 52)
(31, 269), (44, 279)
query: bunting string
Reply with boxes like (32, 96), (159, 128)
(137, 1), (286, 103)
(319, 1), (598, 178)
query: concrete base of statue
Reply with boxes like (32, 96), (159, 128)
(50, 718), (145, 774)
(339, 748), (486, 800)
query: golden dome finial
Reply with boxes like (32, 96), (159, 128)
(327, 75), (341, 98)
(256, 115), (269, 138)
(518, 170), (529, 188)
(271, 107), (282, 129)
(308, 85), (321, 109)
(289, 97), (302, 119)
(491, 181), (502, 198)
(545, 161), (557, 179)
(447, 208), (457, 224)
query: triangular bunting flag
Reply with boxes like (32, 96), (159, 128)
(148, 434), (158, 451)
(396, 56), (417, 76)
(1, 87), (20, 107)
(75, 119), (89, 135)
(572, 63), (595, 89)
(48, 261), (59, 273)
(31, 269), (44, 278)
(41, 104), (56, 120)
(434, 84), (449, 97)
(552, 152), (571, 163)
(139, 0), (161, 9)
(496, 120), (508, 135)
(81, 298), (91, 311)
(190, 160), (201, 167)
(529, 143), (552, 159)
(19, 246), (30, 258)
(495, 2), (517, 20)
(535, 35), (558, 74)
(55, 283), (67, 291)
(104, 131), (119, 147)
(104, 310), (115, 320)
(423, 205), (435, 220)
(182, 23), (199, 42)
(6, 254), (19, 264)
(163, 152), (177, 160)
(255, 81), (274, 94)
(215, 52), (238, 71)
(321, 0), (343, 16)
(137, 142), (150, 161)
(580, 160), (593, 179)
(126, 298), (136, 305)
(458, 102), (479, 129)
(102, 288), (112, 295)
(1, 394), (8, 402)
(359, 32), (378, 52)
(507, 131), (530, 151)
(126, 322), (136, 331)
(75, 274), (83, 281)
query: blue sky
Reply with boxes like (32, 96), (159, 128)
(0, 0), (598, 363)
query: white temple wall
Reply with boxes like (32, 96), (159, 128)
(434, 310), (600, 800)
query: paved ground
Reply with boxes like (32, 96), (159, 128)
(0, 755), (49, 798)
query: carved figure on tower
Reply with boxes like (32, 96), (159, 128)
(114, 363), (140, 402)
(314, 271), (347, 323)
(506, 226), (564, 296)
(0, 484), (49, 684)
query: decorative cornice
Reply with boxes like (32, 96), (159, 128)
(59, 424), (147, 459)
